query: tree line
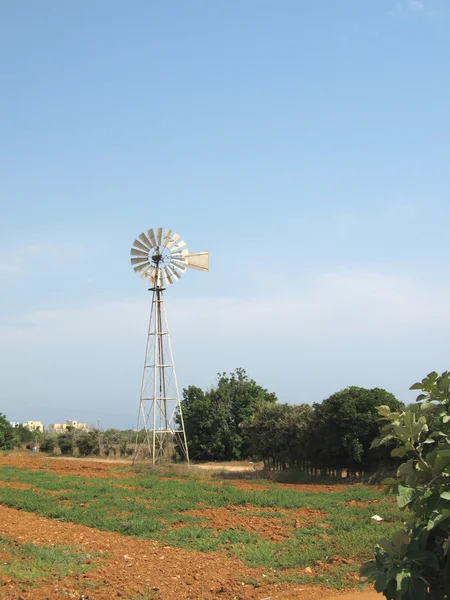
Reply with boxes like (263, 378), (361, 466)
(1, 367), (403, 475)
(0, 418), (137, 458)
(179, 368), (403, 476)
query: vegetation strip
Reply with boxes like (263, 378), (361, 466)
(0, 463), (403, 589)
(0, 537), (103, 589)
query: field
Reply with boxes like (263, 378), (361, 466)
(0, 454), (403, 600)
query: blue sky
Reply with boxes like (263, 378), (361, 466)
(1, 0), (450, 429)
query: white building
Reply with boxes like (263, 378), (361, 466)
(23, 421), (44, 432)
(48, 420), (88, 435)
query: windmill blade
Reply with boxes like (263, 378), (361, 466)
(142, 267), (157, 281)
(133, 239), (150, 252)
(131, 257), (149, 265)
(167, 264), (181, 280)
(164, 267), (174, 285)
(171, 248), (189, 261)
(170, 240), (186, 253)
(166, 233), (180, 250)
(170, 255), (187, 263)
(162, 229), (172, 247)
(130, 249), (149, 258)
(155, 228), (163, 245)
(139, 232), (152, 248)
(185, 251), (209, 272)
(134, 261), (151, 273)
(147, 229), (157, 247)
(170, 260), (187, 273)
(140, 266), (156, 280)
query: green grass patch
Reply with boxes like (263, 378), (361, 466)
(0, 465), (403, 589)
(0, 537), (103, 588)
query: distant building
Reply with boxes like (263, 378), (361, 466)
(48, 420), (88, 435)
(47, 423), (66, 435)
(23, 421), (44, 432)
(66, 420), (88, 431)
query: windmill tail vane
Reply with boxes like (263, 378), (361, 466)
(130, 228), (209, 465)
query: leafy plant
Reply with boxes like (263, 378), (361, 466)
(75, 430), (100, 456)
(57, 430), (75, 455)
(39, 434), (56, 453)
(178, 368), (277, 461)
(0, 414), (14, 450)
(243, 402), (313, 470)
(360, 371), (450, 599)
(311, 387), (403, 476)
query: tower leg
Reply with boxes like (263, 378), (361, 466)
(133, 287), (189, 464)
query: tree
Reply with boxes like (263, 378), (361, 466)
(102, 429), (121, 457)
(310, 387), (403, 476)
(75, 430), (100, 457)
(0, 414), (14, 450)
(360, 371), (450, 599)
(178, 386), (214, 461)
(12, 424), (34, 446)
(179, 369), (277, 461)
(243, 403), (313, 470)
(39, 434), (56, 453)
(57, 431), (75, 455)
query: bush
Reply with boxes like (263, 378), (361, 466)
(360, 371), (450, 599)
(39, 435), (56, 454)
(0, 414), (14, 450)
(75, 431), (100, 457)
(12, 424), (34, 446)
(57, 431), (75, 455)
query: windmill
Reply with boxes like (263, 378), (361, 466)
(130, 228), (208, 464)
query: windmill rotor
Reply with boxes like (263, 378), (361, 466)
(130, 228), (209, 286)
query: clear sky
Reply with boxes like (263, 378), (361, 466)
(1, 0), (450, 429)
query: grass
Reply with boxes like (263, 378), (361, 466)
(0, 537), (103, 588)
(0, 464), (404, 589)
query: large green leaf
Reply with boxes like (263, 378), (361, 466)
(377, 405), (393, 417)
(396, 569), (411, 594)
(410, 382), (425, 390)
(391, 446), (407, 458)
(408, 575), (428, 600)
(360, 560), (379, 578)
(373, 571), (388, 593)
(397, 460), (415, 484)
(398, 485), (416, 508)
(433, 448), (450, 474)
(439, 377), (450, 394)
(402, 411), (428, 442)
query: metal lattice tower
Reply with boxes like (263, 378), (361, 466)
(130, 228), (209, 464)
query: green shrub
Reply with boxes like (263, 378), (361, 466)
(75, 431), (100, 457)
(0, 414), (14, 450)
(360, 371), (450, 599)
(39, 435), (56, 454)
(57, 431), (74, 455)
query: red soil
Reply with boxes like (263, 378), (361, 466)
(0, 454), (381, 600)
(174, 505), (327, 541)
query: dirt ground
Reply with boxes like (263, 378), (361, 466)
(0, 454), (381, 600)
